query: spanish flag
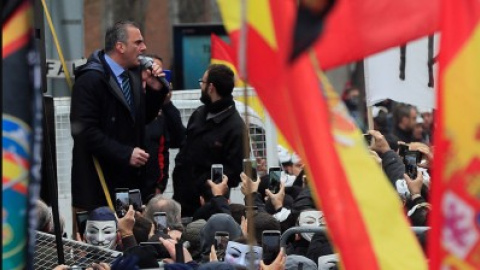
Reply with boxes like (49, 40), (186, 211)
(314, 0), (440, 70)
(429, 0), (480, 268)
(210, 34), (245, 87)
(217, 0), (426, 269)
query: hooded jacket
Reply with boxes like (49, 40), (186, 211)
(70, 50), (165, 210)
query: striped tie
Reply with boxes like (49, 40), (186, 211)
(120, 71), (133, 108)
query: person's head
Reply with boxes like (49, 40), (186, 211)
(225, 240), (263, 270)
(84, 207), (118, 249)
(35, 199), (65, 236)
(199, 64), (234, 105)
(144, 194), (182, 231)
(133, 215), (155, 243)
(104, 20), (146, 69)
(393, 103), (417, 131)
(200, 214), (243, 256)
(342, 87), (361, 111)
(229, 204), (246, 225)
(181, 219), (207, 260)
(413, 116), (425, 142)
(252, 212), (281, 245)
(420, 110), (433, 130)
(297, 209), (325, 242)
(35, 199), (53, 233)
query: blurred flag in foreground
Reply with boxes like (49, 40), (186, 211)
(429, 0), (480, 268)
(314, 0), (440, 70)
(217, 0), (427, 269)
(3, 0), (43, 269)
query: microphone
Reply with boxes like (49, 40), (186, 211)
(138, 55), (169, 88)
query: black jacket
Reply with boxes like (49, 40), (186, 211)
(70, 50), (165, 210)
(173, 102), (248, 217)
(380, 150), (405, 186)
(144, 101), (185, 199)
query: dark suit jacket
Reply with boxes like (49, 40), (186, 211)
(70, 50), (165, 210)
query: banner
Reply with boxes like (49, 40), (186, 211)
(365, 35), (439, 110)
(2, 1), (43, 269)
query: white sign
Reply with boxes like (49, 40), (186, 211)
(46, 58), (86, 78)
(364, 35), (439, 110)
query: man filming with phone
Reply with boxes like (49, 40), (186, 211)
(172, 64), (249, 217)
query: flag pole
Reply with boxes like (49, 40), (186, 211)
(239, 0), (257, 268)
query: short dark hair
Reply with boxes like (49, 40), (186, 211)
(105, 20), (139, 53)
(206, 64), (235, 97)
(393, 103), (413, 126)
(253, 212), (280, 245)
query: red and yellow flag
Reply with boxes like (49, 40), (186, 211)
(210, 34), (245, 87)
(315, 0), (440, 70)
(429, 0), (480, 268)
(217, 0), (426, 269)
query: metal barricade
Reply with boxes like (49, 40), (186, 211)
(280, 226), (430, 247)
(34, 231), (122, 270)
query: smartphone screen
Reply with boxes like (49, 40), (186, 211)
(262, 230), (281, 265)
(243, 159), (258, 181)
(76, 211), (89, 238)
(154, 212), (167, 233)
(404, 151), (419, 179)
(115, 188), (129, 218)
(398, 144), (409, 157)
(211, 164), (224, 184)
(269, 167), (282, 194)
(128, 189), (143, 212)
(215, 231), (229, 262)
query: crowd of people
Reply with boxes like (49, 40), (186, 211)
(38, 20), (433, 269)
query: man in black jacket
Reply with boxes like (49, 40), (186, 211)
(70, 21), (168, 221)
(173, 64), (248, 217)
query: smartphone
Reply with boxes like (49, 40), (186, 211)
(262, 230), (281, 265)
(398, 144), (409, 157)
(154, 212), (168, 233)
(163, 70), (171, 83)
(363, 134), (373, 146)
(76, 211), (89, 239)
(269, 167), (282, 194)
(404, 151), (420, 179)
(215, 231), (229, 262)
(211, 164), (224, 184)
(243, 159), (258, 181)
(115, 188), (129, 218)
(128, 189), (143, 212)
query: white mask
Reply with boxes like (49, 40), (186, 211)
(298, 210), (325, 242)
(225, 241), (263, 269)
(84, 220), (117, 249)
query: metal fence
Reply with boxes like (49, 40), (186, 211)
(34, 231), (122, 269)
(53, 89), (269, 238)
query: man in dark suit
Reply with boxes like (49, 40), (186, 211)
(70, 20), (168, 231)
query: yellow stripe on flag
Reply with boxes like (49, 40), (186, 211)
(217, 0), (277, 49)
(444, 25), (480, 178)
(319, 72), (428, 270)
